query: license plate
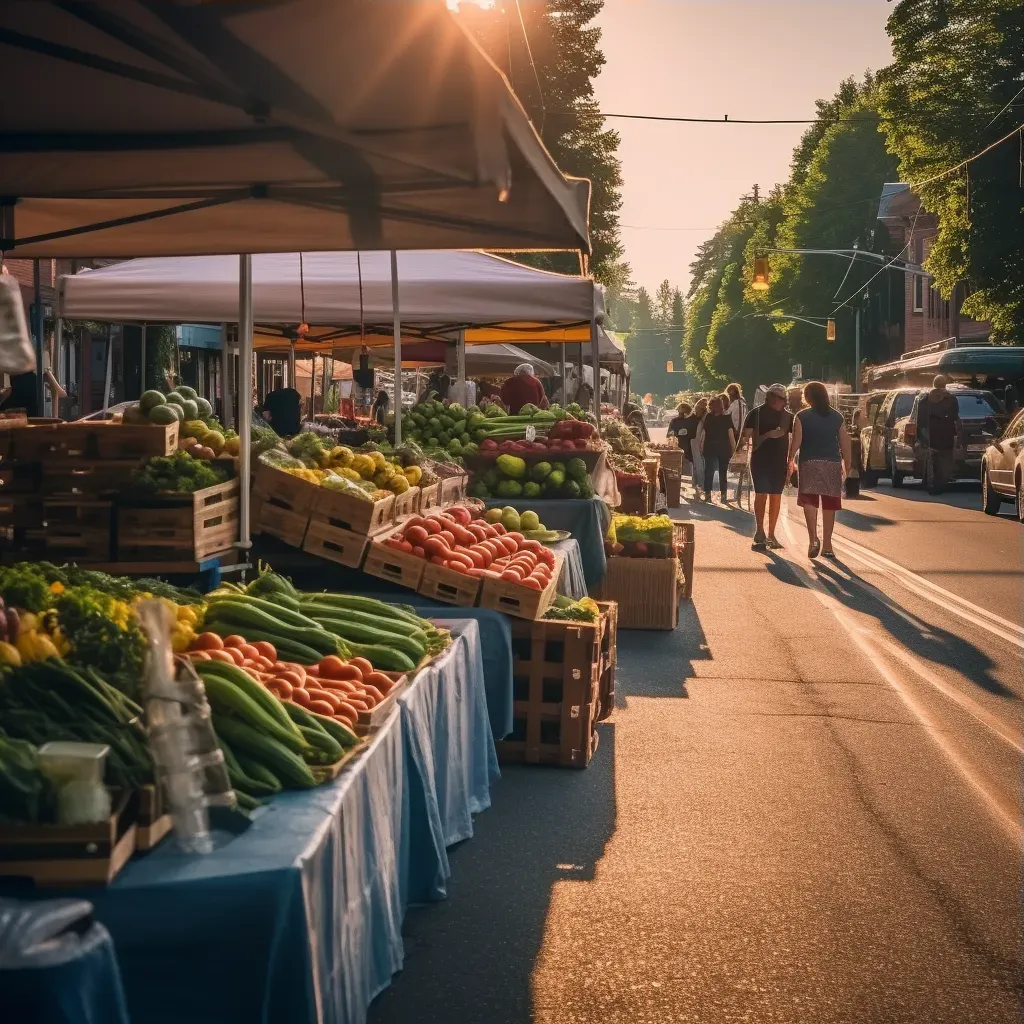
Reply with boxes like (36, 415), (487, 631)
(967, 444), (987, 452)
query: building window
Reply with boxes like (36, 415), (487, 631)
(913, 275), (924, 313)
(927, 285), (935, 318)
(943, 298), (950, 321)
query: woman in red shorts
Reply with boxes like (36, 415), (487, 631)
(787, 381), (851, 559)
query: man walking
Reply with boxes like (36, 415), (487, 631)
(916, 375), (960, 494)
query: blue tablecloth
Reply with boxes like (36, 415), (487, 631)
(2, 623), (494, 1024)
(484, 497), (610, 588)
(553, 538), (587, 599)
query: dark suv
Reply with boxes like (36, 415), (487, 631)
(859, 388), (919, 486)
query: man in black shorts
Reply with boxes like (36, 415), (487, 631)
(738, 383), (792, 549)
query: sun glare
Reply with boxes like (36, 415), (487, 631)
(447, 0), (496, 11)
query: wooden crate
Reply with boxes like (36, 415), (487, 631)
(417, 560), (481, 607)
(674, 520), (695, 601)
(439, 474), (468, 505)
(117, 480), (239, 561)
(312, 486), (394, 536)
(303, 514), (372, 568)
(478, 550), (564, 620)
(41, 458), (142, 497)
(392, 485), (419, 519)
(418, 481), (440, 512)
(664, 470), (682, 508)
(0, 462), (42, 494)
(617, 482), (651, 516)
(0, 793), (137, 885)
(135, 784), (173, 852)
(252, 494), (310, 548)
(362, 523), (426, 590)
(352, 672), (409, 736)
(596, 601), (618, 722)
(23, 499), (114, 561)
(495, 613), (607, 769)
(591, 554), (678, 630)
(12, 421), (178, 460)
(252, 462), (320, 516)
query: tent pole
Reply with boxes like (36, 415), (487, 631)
(220, 324), (233, 429)
(390, 250), (403, 445)
(32, 260), (45, 414)
(321, 352), (329, 416)
(456, 328), (467, 404)
(101, 325), (114, 415)
(238, 255), (253, 556)
(288, 343), (296, 390)
(54, 317), (64, 418)
(139, 322), (147, 395)
(590, 317), (601, 425)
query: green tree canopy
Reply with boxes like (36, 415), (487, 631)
(623, 281), (685, 401)
(878, 0), (1024, 339)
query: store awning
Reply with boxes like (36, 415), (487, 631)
(0, 1), (591, 258)
(58, 249), (603, 328)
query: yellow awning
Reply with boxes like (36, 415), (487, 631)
(465, 323), (592, 344)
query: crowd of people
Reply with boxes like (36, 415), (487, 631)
(666, 380), (851, 559)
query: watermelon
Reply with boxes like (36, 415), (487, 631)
(176, 385), (198, 402)
(139, 389), (166, 414)
(164, 392), (185, 408)
(195, 396), (213, 418)
(149, 404), (182, 425)
(181, 398), (199, 420)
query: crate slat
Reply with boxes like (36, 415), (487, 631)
(303, 514), (372, 568)
(478, 550), (564, 620)
(417, 560), (481, 607)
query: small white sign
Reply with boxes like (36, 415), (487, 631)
(525, 425), (537, 441)
(792, 363), (803, 379)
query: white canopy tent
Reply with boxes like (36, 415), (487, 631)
(360, 342), (555, 377)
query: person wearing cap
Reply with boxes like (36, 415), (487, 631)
(500, 362), (549, 415)
(738, 383), (793, 548)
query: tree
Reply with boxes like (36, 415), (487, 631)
(878, 0), (1024, 339)
(623, 281), (684, 400)
(458, 0), (625, 284)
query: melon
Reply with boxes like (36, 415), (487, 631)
(203, 430), (225, 455)
(164, 392), (185, 409)
(149, 404), (182, 425)
(183, 419), (208, 439)
(181, 398), (199, 421)
(195, 396), (213, 419)
(139, 390), (166, 414)
(176, 385), (198, 402)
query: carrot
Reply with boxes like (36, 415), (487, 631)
(349, 657), (374, 678)
(251, 640), (277, 661)
(316, 678), (360, 695)
(306, 687), (343, 711)
(206, 649), (234, 664)
(308, 699), (336, 716)
(238, 644), (261, 661)
(334, 704), (358, 725)
(290, 688), (312, 708)
(361, 684), (385, 704)
(254, 656), (274, 672)
(268, 679), (293, 699)
(275, 669), (305, 690)
(188, 650), (212, 661)
(364, 671), (396, 694)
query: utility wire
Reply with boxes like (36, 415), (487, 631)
(513, 0), (545, 132)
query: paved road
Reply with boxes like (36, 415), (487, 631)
(369, 444), (1023, 1023)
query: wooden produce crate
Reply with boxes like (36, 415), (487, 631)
(252, 462), (320, 515)
(303, 514), (372, 569)
(617, 482), (653, 516)
(0, 793), (137, 885)
(11, 421), (178, 460)
(41, 458), (142, 497)
(664, 470), (682, 508)
(25, 499), (114, 562)
(0, 462), (42, 494)
(135, 784), (173, 852)
(313, 486), (394, 537)
(417, 560), (481, 607)
(352, 672), (409, 736)
(117, 479), (240, 561)
(596, 600), (618, 721)
(391, 485), (419, 519)
(478, 550), (565, 620)
(653, 447), (684, 474)
(674, 520), (696, 601)
(642, 455), (661, 486)
(495, 612), (608, 768)
(252, 495), (310, 547)
(590, 554), (679, 630)
(362, 522), (426, 591)
(439, 473), (468, 505)
(418, 481), (440, 512)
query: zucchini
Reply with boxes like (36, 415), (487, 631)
(347, 643), (417, 673)
(199, 620), (324, 665)
(200, 673), (308, 754)
(207, 594), (322, 630)
(213, 716), (319, 789)
(217, 735), (275, 797)
(234, 790), (262, 812)
(282, 701), (358, 750)
(310, 620), (425, 663)
(194, 660), (300, 740)
(203, 605), (340, 657)
(299, 725), (344, 762)
(300, 603), (428, 640)
(299, 594), (429, 629)
(234, 752), (283, 794)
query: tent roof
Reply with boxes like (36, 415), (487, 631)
(468, 324), (624, 367)
(365, 341), (554, 377)
(0, 0), (590, 257)
(58, 249), (603, 327)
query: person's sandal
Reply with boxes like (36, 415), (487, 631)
(767, 536), (782, 550)
(822, 548), (836, 558)
(752, 530), (767, 550)
(808, 537), (821, 559)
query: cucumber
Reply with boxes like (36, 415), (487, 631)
(203, 605), (340, 657)
(281, 701), (358, 750)
(207, 594), (323, 630)
(200, 672), (308, 754)
(234, 790), (262, 812)
(347, 643), (417, 673)
(311, 620), (425, 663)
(195, 660), (301, 740)
(300, 603), (428, 639)
(299, 594), (429, 629)
(214, 716), (319, 789)
(234, 752), (283, 794)
(199, 620), (324, 665)
(299, 725), (343, 762)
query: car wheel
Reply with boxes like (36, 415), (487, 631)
(1017, 471), (1024, 524)
(889, 450), (905, 488)
(982, 466), (1002, 516)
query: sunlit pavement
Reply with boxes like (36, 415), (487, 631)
(369, 462), (1024, 1024)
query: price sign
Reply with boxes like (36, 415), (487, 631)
(525, 425), (537, 441)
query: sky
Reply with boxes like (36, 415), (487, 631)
(593, 0), (896, 296)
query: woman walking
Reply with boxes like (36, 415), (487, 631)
(787, 381), (851, 558)
(725, 383), (748, 501)
(699, 396), (736, 503)
(690, 398), (708, 499)
(739, 383), (792, 549)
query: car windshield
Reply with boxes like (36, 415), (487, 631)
(956, 393), (1000, 418)
(893, 393), (916, 418)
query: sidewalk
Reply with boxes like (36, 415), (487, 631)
(368, 498), (1023, 1024)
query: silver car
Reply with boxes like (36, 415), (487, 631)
(981, 407), (1024, 521)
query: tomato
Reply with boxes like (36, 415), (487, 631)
(237, 644), (260, 661)
(307, 699), (336, 716)
(490, 522), (507, 535)
(438, 530), (457, 546)
(421, 518), (442, 535)
(520, 577), (542, 591)
(398, 540), (414, 553)
(345, 697), (370, 712)
(361, 684), (385, 704)
(334, 704), (359, 725)
(188, 650), (211, 661)
(316, 678), (360, 695)
(222, 635), (248, 649)
(501, 568), (524, 582)
(305, 664), (320, 677)
(251, 640), (277, 661)
(412, 546), (426, 558)
(253, 656), (274, 671)
(349, 657), (374, 677)
(193, 632), (224, 651)
(405, 525), (429, 547)
(275, 670), (305, 689)
(423, 537), (452, 560)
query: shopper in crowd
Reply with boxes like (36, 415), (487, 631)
(787, 380), (850, 558)
(739, 383), (792, 549)
(623, 400), (650, 442)
(262, 384), (302, 436)
(725, 383), (748, 500)
(699, 396), (736, 503)
(500, 362), (549, 414)
(370, 389), (389, 425)
(691, 398), (708, 498)
(916, 374), (961, 494)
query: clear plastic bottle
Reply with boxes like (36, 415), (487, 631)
(137, 600), (233, 854)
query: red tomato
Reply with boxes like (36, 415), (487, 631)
(206, 649), (234, 664)
(290, 688), (312, 708)
(520, 577), (543, 591)
(275, 670), (305, 689)
(193, 632), (224, 651)
(316, 678), (360, 695)
(188, 650), (211, 661)
(306, 687), (343, 711)
(412, 546), (426, 558)
(222, 634), (247, 649)
(361, 684), (385, 704)
(405, 525), (429, 547)
(334, 704), (359, 725)
(364, 671), (395, 694)
(269, 678), (294, 699)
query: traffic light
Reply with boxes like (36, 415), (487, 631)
(666, 360), (674, 372)
(826, 319), (836, 342)
(752, 257), (770, 291)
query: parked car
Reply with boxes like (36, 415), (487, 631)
(891, 388), (1005, 488)
(859, 388), (919, 486)
(981, 407), (1024, 521)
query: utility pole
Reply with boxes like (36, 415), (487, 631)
(854, 306), (860, 393)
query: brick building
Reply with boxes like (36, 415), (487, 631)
(876, 183), (990, 353)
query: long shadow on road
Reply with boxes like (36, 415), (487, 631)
(368, 729), (617, 1024)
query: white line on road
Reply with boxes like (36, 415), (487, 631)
(779, 513), (1023, 847)
(830, 531), (1024, 651)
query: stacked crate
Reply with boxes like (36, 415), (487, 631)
(496, 602), (616, 769)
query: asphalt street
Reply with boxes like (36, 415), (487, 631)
(369, 450), (1023, 1024)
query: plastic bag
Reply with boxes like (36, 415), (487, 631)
(258, 447), (305, 470)
(320, 470), (374, 500)
(0, 271), (35, 375)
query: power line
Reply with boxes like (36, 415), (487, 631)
(570, 108), (1024, 125)
(513, 0), (545, 132)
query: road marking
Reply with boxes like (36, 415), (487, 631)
(829, 530), (1024, 650)
(778, 514), (1023, 847)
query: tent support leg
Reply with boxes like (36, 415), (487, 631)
(101, 326), (114, 415)
(391, 250), (402, 445)
(54, 317), (64, 418)
(590, 316), (601, 425)
(456, 329), (466, 405)
(220, 324), (233, 429)
(139, 323), (147, 395)
(238, 255), (253, 557)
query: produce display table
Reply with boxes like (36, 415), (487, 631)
(552, 538), (587, 600)
(1, 623), (494, 1024)
(484, 497), (610, 588)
